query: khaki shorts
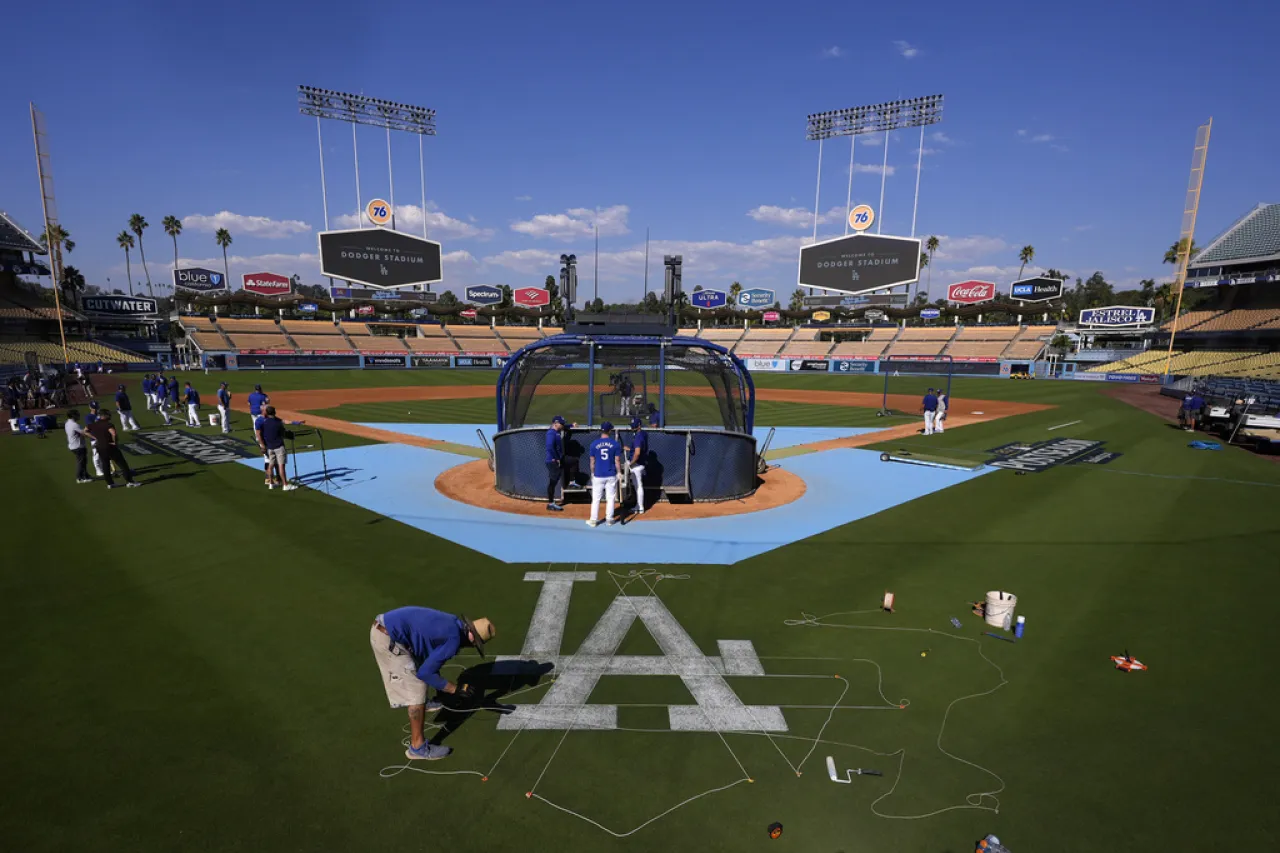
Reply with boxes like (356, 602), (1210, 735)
(370, 622), (428, 708)
(267, 446), (286, 467)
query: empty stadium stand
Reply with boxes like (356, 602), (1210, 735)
(1161, 310), (1222, 333)
(736, 328), (793, 356)
(292, 334), (352, 351)
(0, 338), (149, 365)
(831, 340), (889, 358)
(226, 334), (295, 351)
(449, 326), (509, 352)
(1187, 308), (1280, 333)
(283, 320), (342, 335)
(779, 328), (833, 358)
(347, 336), (405, 352)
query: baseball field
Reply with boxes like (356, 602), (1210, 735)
(3, 369), (1278, 851)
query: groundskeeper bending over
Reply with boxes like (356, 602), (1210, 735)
(371, 607), (496, 760)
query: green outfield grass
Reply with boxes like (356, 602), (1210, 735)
(3, 370), (1278, 852)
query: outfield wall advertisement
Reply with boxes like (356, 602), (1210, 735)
(831, 359), (877, 373)
(745, 358), (788, 372)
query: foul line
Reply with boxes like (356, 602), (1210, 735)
(1046, 420), (1083, 431)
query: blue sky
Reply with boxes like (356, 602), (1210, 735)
(3, 0), (1277, 303)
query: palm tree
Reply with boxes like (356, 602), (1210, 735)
(729, 281), (743, 305)
(1017, 245), (1035, 281)
(1163, 238), (1200, 266)
(214, 228), (233, 284)
(41, 224), (74, 256)
(129, 214), (153, 297)
(117, 231), (136, 295)
(60, 265), (87, 305)
(162, 215), (183, 287)
(923, 235), (939, 301)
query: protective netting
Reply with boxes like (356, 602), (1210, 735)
(500, 338), (749, 432)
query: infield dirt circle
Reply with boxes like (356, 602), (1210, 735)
(434, 458), (807, 520)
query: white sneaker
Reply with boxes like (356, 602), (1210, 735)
(268, 483), (276, 490)
(586, 519), (598, 527)
(283, 484), (298, 492)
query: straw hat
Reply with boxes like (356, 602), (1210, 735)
(464, 617), (496, 657)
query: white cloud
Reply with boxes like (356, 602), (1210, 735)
(929, 235), (1009, 263)
(821, 46), (845, 58)
(510, 204), (630, 240)
(1074, 224), (1095, 232)
(930, 131), (953, 145)
(1050, 143), (1070, 153)
(483, 248), (563, 274)
(852, 163), (895, 176)
(747, 205), (846, 228)
(1017, 129), (1028, 137)
(858, 134), (883, 146)
(181, 211), (311, 239)
(893, 40), (919, 58)
(1030, 133), (1055, 143)
(333, 204), (492, 240)
(514, 195), (532, 202)
(915, 147), (941, 157)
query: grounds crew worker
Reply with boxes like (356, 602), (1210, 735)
(371, 607), (495, 761)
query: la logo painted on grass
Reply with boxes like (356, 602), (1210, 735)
(496, 572), (785, 732)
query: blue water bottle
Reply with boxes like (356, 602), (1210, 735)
(1014, 616), (1025, 639)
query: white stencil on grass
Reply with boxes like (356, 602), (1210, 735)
(498, 571), (785, 732)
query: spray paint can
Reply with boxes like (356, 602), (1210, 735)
(1014, 615), (1026, 639)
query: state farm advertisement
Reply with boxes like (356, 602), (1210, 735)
(946, 280), (996, 304)
(242, 271), (291, 296)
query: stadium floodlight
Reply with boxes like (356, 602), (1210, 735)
(299, 84), (438, 257)
(298, 85), (436, 135)
(804, 95), (944, 140)
(803, 94), (944, 251)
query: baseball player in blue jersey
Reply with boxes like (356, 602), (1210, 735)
(247, 384), (268, 420)
(184, 382), (201, 427)
(141, 375), (152, 410)
(217, 382), (232, 434)
(167, 376), (180, 413)
(254, 413), (271, 486)
(544, 415), (578, 511)
(587, 422), (623, 527)
(628, 417), (649, 514)
(114, 384), (140, 431)
(921, 388), (939, 436)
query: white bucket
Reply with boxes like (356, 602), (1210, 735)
(985, 591), (1018, 630)
(208, 413), (221, 427)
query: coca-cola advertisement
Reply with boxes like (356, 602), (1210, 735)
(946, 280), (996, 304)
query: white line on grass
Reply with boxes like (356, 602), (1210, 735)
(1046, 420), (1083, 431)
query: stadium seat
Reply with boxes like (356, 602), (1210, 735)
(283, 320), (343, 335)
(292, 334), (352, 351)
(830, 340), (888, 357)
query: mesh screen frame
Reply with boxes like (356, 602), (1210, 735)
(497, 335), (754, 433)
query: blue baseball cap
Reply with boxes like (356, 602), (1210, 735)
(117, 384), (125, 390)
(600, 421), (614, 433)
(552, 415), (566, 425)
(630, 417), (642, 429)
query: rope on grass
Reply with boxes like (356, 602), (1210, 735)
(783, 609), (1007, 819)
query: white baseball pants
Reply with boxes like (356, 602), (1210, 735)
(631, 464), (646, 512)
(218, 405), (231, 433)
(590, 475), (617, 523)
(923, 411), (936, 435)
(186, 404), (200, 426)
(119, 410), (139, 431)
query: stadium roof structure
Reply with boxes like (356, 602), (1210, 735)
(0, 210), (47, 254)
(1189, 203), (1280, 269)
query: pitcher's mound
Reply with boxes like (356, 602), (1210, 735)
(435, 459), (806, 521)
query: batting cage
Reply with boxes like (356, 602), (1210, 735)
(493, 335), (759, 502)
